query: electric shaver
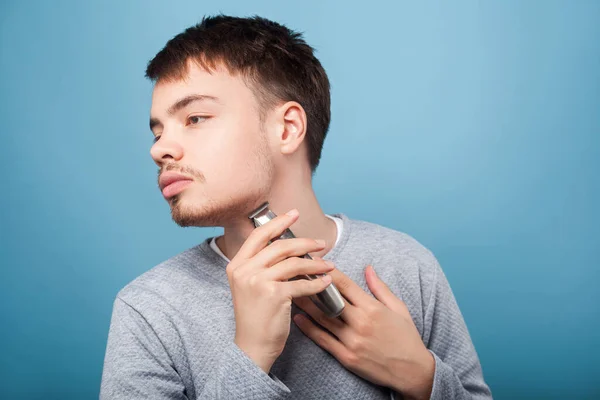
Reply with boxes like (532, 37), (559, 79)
(248, 202), (345, 318)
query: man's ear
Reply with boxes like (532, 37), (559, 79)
(274, 101), (307, 155)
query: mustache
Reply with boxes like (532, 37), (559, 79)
(158, 163), (206, 183)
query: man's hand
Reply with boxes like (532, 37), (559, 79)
(292, 265), (435, 400)
(226, 209), (335, 374)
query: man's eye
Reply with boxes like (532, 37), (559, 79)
(188, 115), (208, 125)
(153, 135), (161, 144)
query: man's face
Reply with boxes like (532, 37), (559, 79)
(149, 60), (274, 227)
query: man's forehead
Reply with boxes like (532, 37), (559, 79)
(152, 70), (212, 98)
(151, 62), (241, 99)
(151, 68), (259, 114)
(161, 59), (235, 86)
(151, 80), (217, 113)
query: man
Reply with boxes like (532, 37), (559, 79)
(100, 15), (492, 400)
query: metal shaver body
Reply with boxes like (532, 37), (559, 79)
(249, 202), (345, 318)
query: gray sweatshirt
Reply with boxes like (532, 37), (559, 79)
(100, 213), (492, 399)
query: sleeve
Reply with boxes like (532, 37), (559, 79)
(421, 259), (493, 400)
(197, 341), (291, 399)
(99, 297), (188, 399)
(100, 296), (291, 400)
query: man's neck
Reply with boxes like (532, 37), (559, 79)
(215, 183), (337, 262)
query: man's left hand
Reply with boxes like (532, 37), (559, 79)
(292, 265), (435, 400)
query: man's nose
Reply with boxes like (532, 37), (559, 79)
(150, 133), (184, 167)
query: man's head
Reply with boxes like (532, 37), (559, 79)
(147, 15), (331, 226)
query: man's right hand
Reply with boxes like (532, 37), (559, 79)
(226, 209), (335, 374)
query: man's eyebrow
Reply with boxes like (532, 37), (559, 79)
(149, 94), (220, 132)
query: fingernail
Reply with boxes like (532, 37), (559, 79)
(315, 239), (326, 247)
(286, 209), (299, 217)
(321, 274), (332, 284)
(324, 260), (335, 268)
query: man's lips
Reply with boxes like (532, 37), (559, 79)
(162, 180), (193, 198)
(159, 172), (194, 198)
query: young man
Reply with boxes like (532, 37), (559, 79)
(100, 15), (492, 400)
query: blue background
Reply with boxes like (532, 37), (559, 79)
(1, 1), (598, 398)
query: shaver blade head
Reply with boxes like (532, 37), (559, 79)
(248, 202), (277, 227)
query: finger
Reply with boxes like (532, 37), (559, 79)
(328, 268), (377, 307)
(292, 297), (348, 341)
(293, 314), (349, 363)
(234, 208), (300, 261)
(294, 294), (359, 334)
(262, 257), (334, 282)
(282, 274), (333, 298)
(250, 237), (326, 270)
(365, 265), (409, 315)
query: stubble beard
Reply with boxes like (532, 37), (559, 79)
(169, 134), (274, 228)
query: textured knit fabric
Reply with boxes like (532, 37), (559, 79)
(100, 213), (492, 399)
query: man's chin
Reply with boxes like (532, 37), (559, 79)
(168, 193), (266, 227)
(169, 195), (215, 227)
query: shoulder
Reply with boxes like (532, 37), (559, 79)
(114, 243), (219, 310)
(345, 215), (440, 271)
(342, 215), (443, 305)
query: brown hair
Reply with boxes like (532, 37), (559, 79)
(145, 15), (331, 172)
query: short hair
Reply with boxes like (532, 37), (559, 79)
(145, 15), (331, 172)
